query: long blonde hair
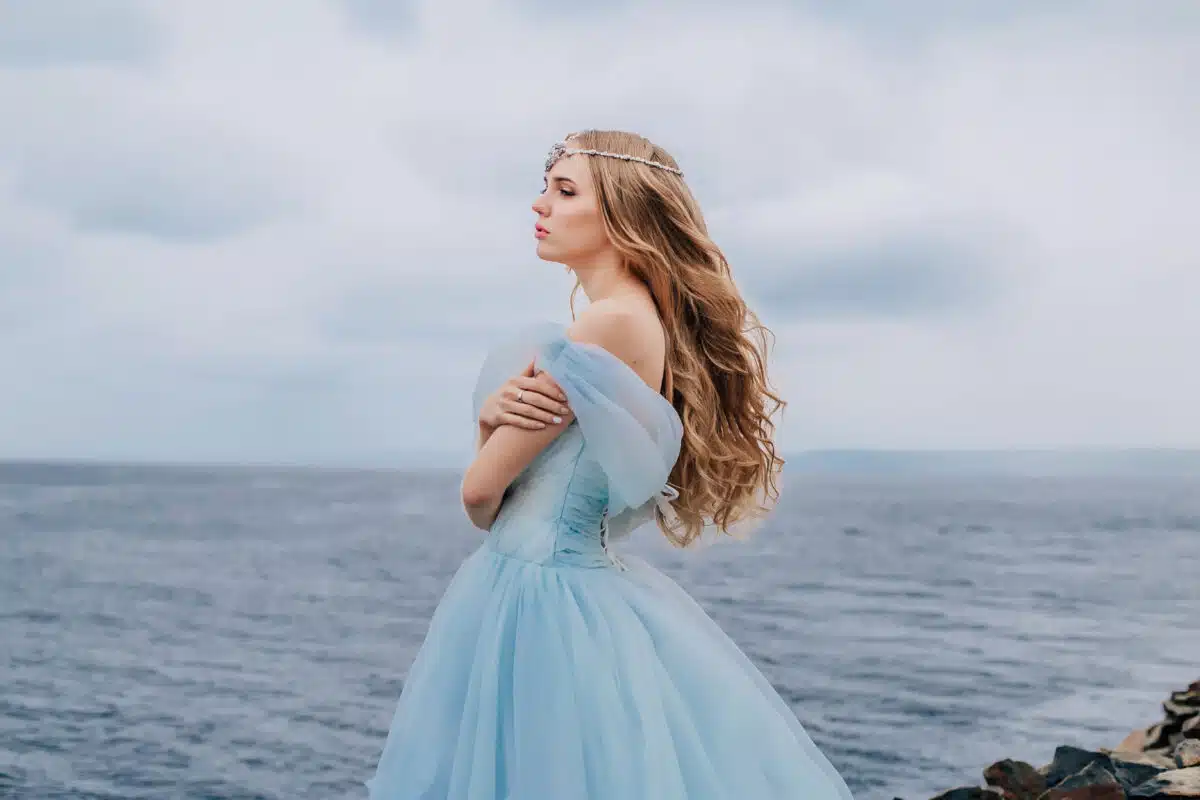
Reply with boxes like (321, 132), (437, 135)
(563, 129), (786, 548)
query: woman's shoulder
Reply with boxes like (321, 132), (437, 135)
(567, 300), (665, 390)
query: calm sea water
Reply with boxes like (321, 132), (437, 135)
(2, 461), (1198, 800)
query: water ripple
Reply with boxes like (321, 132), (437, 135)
(2, 466), (1199, 798)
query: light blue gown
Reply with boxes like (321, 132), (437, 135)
(366, 322), (855, 799)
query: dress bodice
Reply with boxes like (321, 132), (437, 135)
(486, 424), (615, 568)
(471, 322), (684, 570)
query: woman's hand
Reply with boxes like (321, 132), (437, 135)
(478, 360), (571, 432)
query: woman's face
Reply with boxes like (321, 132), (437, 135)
(531, 155), (612, 266)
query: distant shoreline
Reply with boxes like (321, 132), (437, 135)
(783, 448), (1200, 477)
(2, 448), (1200, 476)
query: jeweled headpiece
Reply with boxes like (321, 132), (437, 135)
(544, 135), (683, 177)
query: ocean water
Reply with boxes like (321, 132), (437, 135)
(2, 461), (1198, 800)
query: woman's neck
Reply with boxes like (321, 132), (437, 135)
(572, 257), (639, 304)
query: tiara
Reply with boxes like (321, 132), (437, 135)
(544, 139), (683, 177)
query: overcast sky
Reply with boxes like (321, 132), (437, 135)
(1, 0), (1197, 467)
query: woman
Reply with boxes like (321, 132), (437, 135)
(366, 130), (854, 798)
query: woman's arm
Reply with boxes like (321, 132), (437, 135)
(461, 417), (573, 530)
(460, 311), (643, 531)
(475, 361), (573, 455)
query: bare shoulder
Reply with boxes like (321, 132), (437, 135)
(567, 298), (665, 388)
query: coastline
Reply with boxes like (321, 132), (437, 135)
(927, 678), (1200, 800)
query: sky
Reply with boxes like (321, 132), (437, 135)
(1, 0), (1197, 467)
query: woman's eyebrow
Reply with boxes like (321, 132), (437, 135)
(544, 175), (576, 185)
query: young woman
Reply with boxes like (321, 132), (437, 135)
(366, 130), (855, 799)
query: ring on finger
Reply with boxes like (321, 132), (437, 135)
(516, 389), (524, 403)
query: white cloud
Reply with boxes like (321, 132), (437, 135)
(0, 0), (1196, 463)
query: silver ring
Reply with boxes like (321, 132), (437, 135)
(516, 389), (524, 403)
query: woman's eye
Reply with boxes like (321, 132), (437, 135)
(560, 189), (575, 197)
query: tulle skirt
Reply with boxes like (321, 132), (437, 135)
(365, 543), (855, 799)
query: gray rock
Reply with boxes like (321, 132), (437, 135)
(1059, 763), (1120, 789)
(1184, 717), (1200, 740)
(931, 787), (1005, 800)
(1164, 695), (1200, 720)
(1147, 722), (1186, 752)
(985, 759), (1048, 800)
(1109, 754), (1174, 789)
(1039, 748), (1167, 792)
(1167, 689), (1200, 709)
(1127, 767), (1200, 799)
(1109, 751), (1177, 771)
(1046, 748), (1111, 787)
(1173, 741), (1200, 770)
(1037, 783), (1126, 800)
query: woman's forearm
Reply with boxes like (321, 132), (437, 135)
(475, 421), (496, 453)
(463, 417), (569, 532)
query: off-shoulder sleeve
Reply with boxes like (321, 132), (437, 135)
(534, 331), (683, 518)
(470, 322), (564, 424)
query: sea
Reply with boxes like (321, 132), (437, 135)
(2, 460), (1198, 799)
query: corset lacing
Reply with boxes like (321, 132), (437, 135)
(598, 507), (627, 571)
(598, 483), (680, 572)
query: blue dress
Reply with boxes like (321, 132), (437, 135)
(366, 322), (855, 799)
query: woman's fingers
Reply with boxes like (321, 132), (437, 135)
(535, 373), (566, 401)
(511, 378), (570, 414)
(514, 376), (564, 402)
(502, 399), (562, 425)
(513, 373), (566, 402)
(537, 371), (568, 398)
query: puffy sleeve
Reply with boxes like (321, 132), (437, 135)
(470, 321), (564, 425)
(533, 330), (683, 519)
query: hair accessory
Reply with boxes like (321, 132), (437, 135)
(544, 139), (683, 177)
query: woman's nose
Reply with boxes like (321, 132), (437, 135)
(531, 195), (549, 215)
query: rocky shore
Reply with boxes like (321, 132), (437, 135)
(927, 678), (1200, 800)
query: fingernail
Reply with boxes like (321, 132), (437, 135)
(552, 416), (562, 424)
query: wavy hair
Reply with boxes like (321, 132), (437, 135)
(561, 129), (786, 548)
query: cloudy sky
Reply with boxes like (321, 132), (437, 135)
(1, 0), (1197, 467)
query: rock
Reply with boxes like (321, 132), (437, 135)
(1127, 767), (1200, 798)
(931, 787), (1005, 800)
(1184, 718), (1200, 740)
(1120, 729), (1151, 753)
(1037, 785), (1126, 800)
(1039, 748), (1168, 792)
(967, 681), (1200, 800)
(1174, 741), (1200, 770)
(1111, 751), (1177, 770)
(1164, 695), (1200, 720)
(1109, 753), (1175, 788)
(1046, 748), (1112, 787)
(1059, 763), (1121, 789)
(985, 759), (1048, 800)
(1148, 723), (1186, 751)
(1169, 690), (1200, 709)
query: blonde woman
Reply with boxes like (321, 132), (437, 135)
(367, 130), (854, 798)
